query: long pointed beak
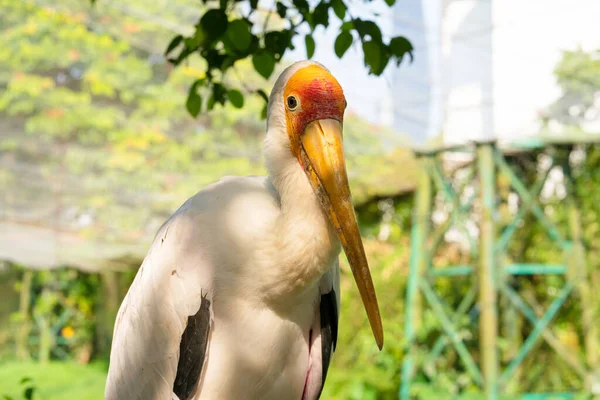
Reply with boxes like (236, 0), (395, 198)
(298, 118), (384, 350)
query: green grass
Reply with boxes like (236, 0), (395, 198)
(0, 361), (107, 400)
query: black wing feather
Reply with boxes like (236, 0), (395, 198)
(173, 293), (211, 400)
(319, 289), (339, 397)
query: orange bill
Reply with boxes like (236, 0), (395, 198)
(298, 118), (384, 350)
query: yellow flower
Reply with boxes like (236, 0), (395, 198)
(61, 326), (75, 339)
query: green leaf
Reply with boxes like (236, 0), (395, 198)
(384, 0), (396, 5)
(292, 0), (310, 15)
(334, 31), (353, 58)
(354, 19), (382, 43)
(200, 9), (228, 39)
(340, 20), (354, 31)
(389, 36), (414, 64)
(331, 0), (346, 20)
(207, 93), (215, 111)
(305, 34), (315, 59)
(226, 20), (252, 51)
(256, 89), (269, 102)
(212, 83), (227, 105)
(186, 93), (202, 117)
(20, 377), (32, 384)
(265, 31), (292, 59)
(227, 89), (244, 108)
(169, 46), (194, 66)
(186, 83), (202, 117)
(377, 53), (390, 75)
(363, 40), (382, 75)
(3, 395), (15, 400)
(24, 387), (34, 400)
(312, 1), (330, 28)
(221, 56), (236, 71)
(261, 103), (268, 120)
(276, 2), (287, 18)
(164, 35), (183, 56)
(252, 52), (275, 79)
(203, 49), (228, 70)
(250, 0), (258, 9)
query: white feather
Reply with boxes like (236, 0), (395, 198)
(105, 61), (342, 400)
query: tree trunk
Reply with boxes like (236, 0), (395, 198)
(16, 270), (32, 361)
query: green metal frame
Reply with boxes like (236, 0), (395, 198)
(400, 141), (599, 399)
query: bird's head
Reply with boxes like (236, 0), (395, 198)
(266, 61), (383, 350)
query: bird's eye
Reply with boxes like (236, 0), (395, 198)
(286, 96), (298, 110)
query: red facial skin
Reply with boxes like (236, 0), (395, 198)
(283, 65), (347, 159)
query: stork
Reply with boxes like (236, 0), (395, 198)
(105, 60), (383, 400)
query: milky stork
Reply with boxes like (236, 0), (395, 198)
(105, 60), (383, 400)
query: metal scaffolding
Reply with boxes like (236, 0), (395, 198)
(400, 139), (600, 399)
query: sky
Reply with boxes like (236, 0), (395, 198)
(286, 1), (395, 128)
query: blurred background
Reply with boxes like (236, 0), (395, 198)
(0, 0), (598, 399)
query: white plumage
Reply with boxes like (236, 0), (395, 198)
(105, 60), (381, 400)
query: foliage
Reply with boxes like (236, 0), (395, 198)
(1, 377), (36, 400)
(0, 2), (418, 397)
(545, 49), (600, 127)
(546, 48), (600, 281)
(0, 362), (106, 400)
(156, 0), (413, 116)
(5, 266), (99, 363)
(0, 0), (416, 269)
(402, 48), (600, 397)
(322, 239), (409, 399)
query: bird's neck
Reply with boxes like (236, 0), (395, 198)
(263, 142), (340, 302)
(274, 155), (334, 241)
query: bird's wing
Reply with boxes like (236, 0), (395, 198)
(304, 259), (340, 400)
(105, 201), (215, 400)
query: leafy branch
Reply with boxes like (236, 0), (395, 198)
(159, 0), (413, 117)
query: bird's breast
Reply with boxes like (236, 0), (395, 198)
(196, 292), (317, 399)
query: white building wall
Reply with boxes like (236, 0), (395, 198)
(442, 0), (494, 145)
(442, 0), (600, 146)
(392, 0), (443, 144)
